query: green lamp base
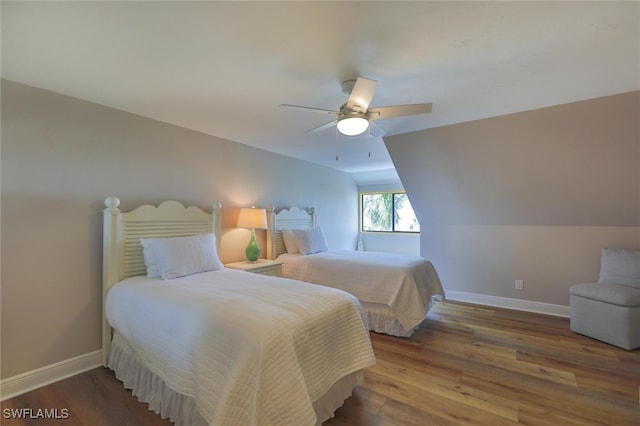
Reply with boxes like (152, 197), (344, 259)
(245, 229), (261, 262)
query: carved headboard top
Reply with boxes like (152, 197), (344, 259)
(267, 206), (315, 259)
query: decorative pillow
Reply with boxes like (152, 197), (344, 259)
(599, 248), (640, 289)
(281, 229), (299, 254)
(140, 233), (224, 280)
(292, 227), (328, 255)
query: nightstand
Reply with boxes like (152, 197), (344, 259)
(225, 259), (283, 277)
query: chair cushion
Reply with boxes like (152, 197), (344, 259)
(570, 282), (640, 307)
(599, 248), (640, 289)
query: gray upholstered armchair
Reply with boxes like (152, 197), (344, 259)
(570, 248), (640, 350)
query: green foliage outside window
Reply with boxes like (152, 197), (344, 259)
(361, 192), (420, 233)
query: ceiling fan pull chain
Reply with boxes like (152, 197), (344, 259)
(368, 126), (372, 158)
(335, 126), (340, 161)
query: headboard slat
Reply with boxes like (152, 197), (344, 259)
(120, 220), (214, 279)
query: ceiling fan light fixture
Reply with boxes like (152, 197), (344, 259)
(337, 115), (369, 136)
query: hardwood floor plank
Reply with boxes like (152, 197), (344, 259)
(325, 406), (390, 426)
(516, 402), (595, 426)
(1, 384), (83, 426)
(371, 346), (462, 384)
(53, 372), (142, 426)
(376, 397), (459, 426)
(93, 367), (173, 426)
(370, 359), (519, 422)
(325, 387), (390, 426)
(420, 336), (578, 387)
(459, 370), (638, 425)
(365, 370), (518, 425)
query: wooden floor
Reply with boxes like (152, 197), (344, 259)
(2, 301), (638, 425)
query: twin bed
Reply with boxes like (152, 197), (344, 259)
(102, 197), (375, 426)
(267, 206), (445, 337)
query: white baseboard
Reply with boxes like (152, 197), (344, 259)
(0, 350), (102, 401)
(445, 290), (570, 318)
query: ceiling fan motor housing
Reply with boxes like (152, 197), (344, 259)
(341, 79), (357, 95)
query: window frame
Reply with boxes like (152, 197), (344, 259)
(359, 191), (420, 234)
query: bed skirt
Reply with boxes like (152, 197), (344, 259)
(108, 331), (362, 425)
(361, 296), (441, 337)
(361, 301), (417, 337)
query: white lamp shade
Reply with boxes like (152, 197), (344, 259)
(238, 207), (268, 229)
(337, 116), (369, 136)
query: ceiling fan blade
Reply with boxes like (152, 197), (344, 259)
(305, 119), (338, 134)
(281, 104), (340, 115)
(345, 77), (378, 112)
(368, 103), (432, 120)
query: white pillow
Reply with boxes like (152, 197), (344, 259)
(281, 229), (299, 254)
(140, 233), (224, 280)
(292, 227), (328, 255)
(140, 242), (161, 278)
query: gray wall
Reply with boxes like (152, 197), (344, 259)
(386, 91), (640, 305)
(1, 80), (359, 379)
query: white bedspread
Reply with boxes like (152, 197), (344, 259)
(105, 268), (375, 426)
(278, 250), (445, 331)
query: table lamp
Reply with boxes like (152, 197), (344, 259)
(237, 207), (268, 262)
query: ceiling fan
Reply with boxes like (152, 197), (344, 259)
(281, 77), (432, 137)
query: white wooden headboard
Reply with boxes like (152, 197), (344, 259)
(267, 206), (315, 260)
(102, 196), (222, 366)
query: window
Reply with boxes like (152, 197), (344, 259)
(360, 192), (420, 233)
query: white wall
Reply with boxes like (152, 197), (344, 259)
(1, 80), (359, 379)
(358, 232), (420, 256)
(385, 92), (640, 307)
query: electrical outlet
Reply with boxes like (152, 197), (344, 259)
(515, 280), (524, 290)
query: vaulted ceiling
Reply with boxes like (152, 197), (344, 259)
(3, 1), (638, 175)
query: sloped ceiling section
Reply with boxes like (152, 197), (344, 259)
(2, 2), (639, 174)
